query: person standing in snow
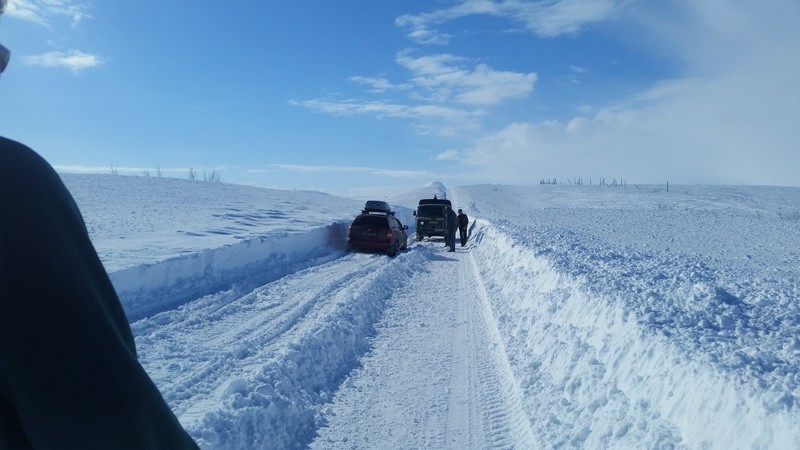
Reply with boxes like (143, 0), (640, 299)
(457, 209), (469, 247)
(443, 206), (457, 252)
(0, 3), (198, 448)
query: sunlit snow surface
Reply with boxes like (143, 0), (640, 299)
(63, 174), (800, 449)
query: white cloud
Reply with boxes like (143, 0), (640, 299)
(396, 0), (621, 43)
(7, 0), (91, 28)
(516, 0), (619, 37)
(21, 49), (103, 73)
(570, 65), (587, 74)
(289, 98), (480, 123)
(269, 164), (433, 179)
(349, 76), (407, 93)
(54, 165), (199, 175)
(372, 169), (435, 178)
(434, 149), (460, 160)
(397, 52), (537, 106)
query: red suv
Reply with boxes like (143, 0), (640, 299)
(347, 212), (409, 257)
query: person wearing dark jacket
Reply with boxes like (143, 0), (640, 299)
(0, 141), (200, 450)
(0, 6), (198, 447)
(443, 206), (457, 252)
(457, 209), (469, 246)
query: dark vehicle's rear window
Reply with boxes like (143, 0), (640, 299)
(352, 215), (388, 227)
(417, 205), (445, 217)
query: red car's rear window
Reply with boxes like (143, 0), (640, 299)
(352, 215), (388, 227)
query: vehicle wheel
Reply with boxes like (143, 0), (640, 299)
(387, 241), (398, 257)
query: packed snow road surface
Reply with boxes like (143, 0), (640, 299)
(310, 243), (534, 449)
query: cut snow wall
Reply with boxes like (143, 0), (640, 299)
(109, 222), (350, 321)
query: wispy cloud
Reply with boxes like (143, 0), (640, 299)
(289, 98), (481, 122)
(396, 0), (621, 44)
(292, 51), (533, 133)
(6, 0), (92, 28)
(21, 50), (104, 73)
(569, 64), (588, 84)
(268, 164), (434, 179)
(434, 149), (460, 161)
(349, 76), (410, 93)
(395, 0), (505, 45)
(570, 65), (588, 74)
(54, 164), (212, 175)
(397, 51), (536, 105)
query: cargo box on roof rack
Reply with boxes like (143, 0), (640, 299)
(362, 200), (392, 214)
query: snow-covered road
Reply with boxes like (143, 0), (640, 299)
(311, 242), (534, 449)
(132, 233), (537, 449)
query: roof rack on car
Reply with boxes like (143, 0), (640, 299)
(361, 209), (395, 216)
(418, 198), (452, 207)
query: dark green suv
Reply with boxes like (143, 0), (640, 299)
(413, 198), (451, 241)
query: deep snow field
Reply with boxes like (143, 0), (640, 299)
(62, 174), (800, 449)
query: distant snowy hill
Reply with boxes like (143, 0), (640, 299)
(61, 174), (800, 449)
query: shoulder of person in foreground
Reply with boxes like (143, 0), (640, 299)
(0, 136), (199, 449)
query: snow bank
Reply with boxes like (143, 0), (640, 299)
(61, 173), (371, 272)
(465, 203), (800, 448)
(110, 223), (350, 321)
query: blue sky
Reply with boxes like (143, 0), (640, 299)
(1, 0), (798, 196)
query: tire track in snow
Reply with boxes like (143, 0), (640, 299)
(444, 249), (479, 448)
(132, 251), (400, 425)
(448, 190), (537, 449)
(310, 243), (464, 449)
(460, 243), (537, 450)
(310, 241), (536, 449)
